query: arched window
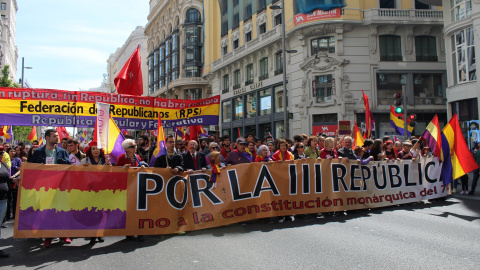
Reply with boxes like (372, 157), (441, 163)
(185, 8), (201, 23)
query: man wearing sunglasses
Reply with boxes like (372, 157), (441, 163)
(182, 140), (207, 172)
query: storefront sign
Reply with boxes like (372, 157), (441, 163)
(294, 8), (341, 26)
(313, 124), (337, 136)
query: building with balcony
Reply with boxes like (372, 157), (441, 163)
(0, 0), (17, 82)
(144, 0), (210, 101)
(106, 26), (148, 95)
(203, 0), (447, 140)
(441, 0), (479, 149)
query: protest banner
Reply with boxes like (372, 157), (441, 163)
(0, 87), (219, 129)
(15, 157), (446, 238)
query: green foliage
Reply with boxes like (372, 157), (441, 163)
(0, 65), (19, 88)
(12, 126), (34, 143)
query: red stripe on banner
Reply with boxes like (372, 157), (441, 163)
(22, 170), (128, 191)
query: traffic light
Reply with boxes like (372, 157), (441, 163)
(408, 114), (417, 127)
(393, 93), (403, 113)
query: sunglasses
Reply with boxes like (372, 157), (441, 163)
(211, 147), (219, 149)
(298, 146), (305, 149)
(127, 145), (137, 149)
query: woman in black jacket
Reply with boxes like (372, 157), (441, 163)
(0, 145), (11, 258)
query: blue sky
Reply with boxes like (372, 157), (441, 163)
(16, 0), (149, 91)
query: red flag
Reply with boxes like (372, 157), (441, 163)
(362, 90), (374, 139)
(238, 127), (241, 138)
(93, 121), (98, 142)
(56, 127), (71, 141)
(114, 45), (143, 96)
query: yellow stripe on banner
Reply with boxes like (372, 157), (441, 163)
(20, 188), (127, 211)
(2, 99), (219, 120)
(390, 112), (414, 132)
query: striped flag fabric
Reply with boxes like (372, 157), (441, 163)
(38, 138), (43, 146)
(4, 126), (13, 143)
(79, 131), (87, 142)
(176, 127), (185, 141)
(353, 121), (364, 147)
(27, 126), (37, 143)
(105, 116), (125, 162)
(149, 115), (167, 167)
(17, 166), (127, 231)
(390, 105), (414, 136)
(421, 115), (442, 159)
(440, 114), (479, 185)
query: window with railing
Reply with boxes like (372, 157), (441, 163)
(311, 36), (335, 55)
(313, 75), (333, 103)
(246, 64), (253, 85)
(275, 51), (283, 75)
(415, 36), (437, 62)
(451, 0), (472, 22)
(223, 74), (229, 93)
(259, 58), (268, 81)
(233, 69), (240, 89)
(380, 35), (402, 61)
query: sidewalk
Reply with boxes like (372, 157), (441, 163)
(451, 171), (480, 201)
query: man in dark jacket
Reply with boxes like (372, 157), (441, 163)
(182, 140), (207, 172)
(337, 136), (357, 160)
(32, 129), (71, 165)
(31, 128), (72, 248)
(225, 137), (252, 165)
(154, 134), (184, 173)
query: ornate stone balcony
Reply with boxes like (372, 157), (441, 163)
(363, 8), (443, 24)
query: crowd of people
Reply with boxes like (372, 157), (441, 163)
(0, 127), (479, 257)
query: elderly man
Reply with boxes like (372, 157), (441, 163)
(154, 134), (184, 173)
(337, 136), (356, 160)
(225, 137), (253, 165)
(397, 141), (414, 160)
(182, 140), (207, 172)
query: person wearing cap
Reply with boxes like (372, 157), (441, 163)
(225, 137), (253, 165)
(397, 140), (414, 160)
(31, 128), (72, 248)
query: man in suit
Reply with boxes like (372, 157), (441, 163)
(153, 134), (184, 173)
(182, 140), (207, 172)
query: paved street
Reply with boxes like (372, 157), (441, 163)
(0, 195), (479, 270)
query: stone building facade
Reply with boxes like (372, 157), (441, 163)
(203, 0), (447, 140)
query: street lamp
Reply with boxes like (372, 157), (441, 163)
(21, 57), (32, 88)
(271, 2), (296, 138)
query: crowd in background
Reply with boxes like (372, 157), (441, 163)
(0, 127), (479, 256)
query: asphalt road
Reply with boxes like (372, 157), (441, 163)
(0, 195), (479, 270)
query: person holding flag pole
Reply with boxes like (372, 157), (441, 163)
(152, 116), (184, 174)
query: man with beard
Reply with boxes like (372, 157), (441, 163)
(137, 135), (154, 164)
(220, 135), (231, 159)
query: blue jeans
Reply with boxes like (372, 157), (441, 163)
(0, 199), (7, 238)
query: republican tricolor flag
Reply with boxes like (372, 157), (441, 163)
(79, 131), (87, 142)
(17, 165), (127, 233)
(421, 115), (442, 159)
(440, 114), (479, 185)
(149, 115), (167, 167)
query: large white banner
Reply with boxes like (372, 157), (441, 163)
(96, 102), (110, 151)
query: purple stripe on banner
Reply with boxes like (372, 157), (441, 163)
(0, 114), (219, 129)
(18, 207), (126, 230)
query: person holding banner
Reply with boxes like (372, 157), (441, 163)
(320, 137), (338, 159)
(116, 139), (143, 167)
(67, 138), (86, 165)
(254, 145), (272, 162)
(272, 140), (294, 161)
(225, 137), (253, 165)
(154, 134), (184, 173)
(31, 128), (72, 248)
(305, 136), (321, 159)
(182, 140), (207, 172)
